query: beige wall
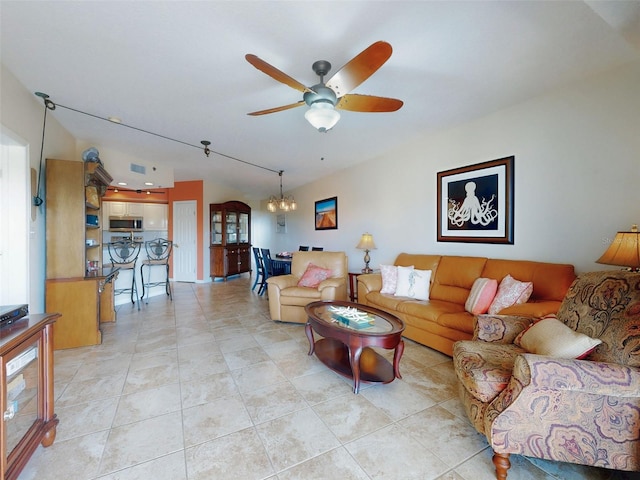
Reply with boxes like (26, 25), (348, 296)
(268, 61), (640, 274)
(1, 64), (76, 312)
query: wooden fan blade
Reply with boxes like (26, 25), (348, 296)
(336, 94), (403, 112)
(325, 41), (393, 95)
(248, 101), (305, 116)
(245, 54), (312, 93)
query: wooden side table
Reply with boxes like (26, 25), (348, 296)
(348, 272), (360, 302)
(348, 270), (379, 302)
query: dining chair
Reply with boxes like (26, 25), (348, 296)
(107, 240), (141, 310)
(252, 247), (268, 295)
(298, 246), (309, 251)
(311, 247), (324, 251)
(261, 248), (287, 277)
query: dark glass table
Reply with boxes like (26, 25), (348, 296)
(304, 300), (405, 394)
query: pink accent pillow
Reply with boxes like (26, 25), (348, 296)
(465, 278), (498, 315)
(380, 264), (402, 294)
(488, 274), (533, 315)
(297, 263), (333, 288)
(514, 316), (602, 359)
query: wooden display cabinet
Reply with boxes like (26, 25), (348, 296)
(0, 313), (60, 480)
(209, 201), (251, 280)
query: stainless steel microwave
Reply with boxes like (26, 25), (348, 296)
(109, 216), (143, 232)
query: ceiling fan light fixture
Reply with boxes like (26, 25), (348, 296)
(305, 101), (340, 132)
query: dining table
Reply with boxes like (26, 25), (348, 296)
(273, 254), (292, 274)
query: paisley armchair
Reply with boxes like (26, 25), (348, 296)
(453, 271), (640, 479)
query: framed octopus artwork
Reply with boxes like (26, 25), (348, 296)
(437, 156), (514, 244)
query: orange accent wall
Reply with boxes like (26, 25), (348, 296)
(167, 180), (204, 280)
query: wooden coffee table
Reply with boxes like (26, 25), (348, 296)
(304, 300), (405, 394)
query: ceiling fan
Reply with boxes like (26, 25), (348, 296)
(245, 41), (403, 132)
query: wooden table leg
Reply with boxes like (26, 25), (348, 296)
(349, 346), (363, 394)
(393, 339), (404, 379)
(305, 322), (315, 355)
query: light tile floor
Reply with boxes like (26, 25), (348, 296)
(19, 278), (639, 480)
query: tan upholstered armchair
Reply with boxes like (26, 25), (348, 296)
(453, 271), (640, 479)
(267, 251), (348, 323)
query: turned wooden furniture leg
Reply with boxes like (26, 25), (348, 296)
(493, 452), (511, 480)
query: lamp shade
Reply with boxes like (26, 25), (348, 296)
(304, 102), (340, 132)
(356, 233), (377, 250)
(596, 225), (640, 270)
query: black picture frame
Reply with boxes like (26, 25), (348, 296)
(315, 196), (338, 230)
(437, 156), (514, 244)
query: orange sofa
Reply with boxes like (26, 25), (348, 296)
(357, 253), (576, 356)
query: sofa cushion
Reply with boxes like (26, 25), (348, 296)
(297, 263), (332, 288)
(380, 264), (401, 294)
(453, 340), (525, 403)
(465, 278), (498, 315)
(398, 299), (464, 323)
(280, 286), (323, 305)
(488, 274), (533, 315)
(438, 311), (476, 334)
(481, 259), (575, 302)
(366, 292), (408, 312)
(395, 267), (431, 301)
(514, 316), (602, 359)
(430, 256), (488, 305)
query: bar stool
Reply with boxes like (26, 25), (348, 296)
(140, 238), (173, 304)
(107, 240), (141, 310)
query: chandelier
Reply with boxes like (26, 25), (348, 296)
(267, 171), (297, 213)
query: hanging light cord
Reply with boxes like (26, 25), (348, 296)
(35, 93), (281, 175)
(33, 96), (54, 206)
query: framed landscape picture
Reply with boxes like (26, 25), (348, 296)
(437, 156), (514, 244)
(315, 196), (338, 230)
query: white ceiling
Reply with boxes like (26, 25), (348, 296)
(2, 1), (639, 199)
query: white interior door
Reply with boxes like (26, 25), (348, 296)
(172, 200), (197, 282)
(0, 130), (29, 305)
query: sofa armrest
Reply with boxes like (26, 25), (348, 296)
(357, 273), (382, 296)
(266, 274), (299, 291)
(474, 314), (533, 343)
(485, 353), (640, 463)
(318, 277), (346, 290)
(515, 354), (640, 397)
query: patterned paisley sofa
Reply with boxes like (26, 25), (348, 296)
(453, 270), (640, 479)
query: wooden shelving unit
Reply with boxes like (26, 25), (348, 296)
(45, 159), (117, 349)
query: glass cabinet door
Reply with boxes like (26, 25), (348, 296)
(211, 210), (222, 245)
(5, 338), (40, 457)
(239, 213), (249, 244)
(226, 212), (237, 244)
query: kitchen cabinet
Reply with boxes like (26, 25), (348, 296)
(107, 202), (144, 217)
(0, 313), (60, 480)
(209, 201), (251, 280)
(144, 203), (168, 231)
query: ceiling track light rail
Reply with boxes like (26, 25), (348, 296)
(32, 92), (281, 174)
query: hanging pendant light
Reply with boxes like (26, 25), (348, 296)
(267, 171), (296, 213)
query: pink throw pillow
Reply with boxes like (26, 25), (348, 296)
(488, 274), (533, 315)
(380, 264), (401, 294)
(297, 263), (333, 288)
(465, 278), (498, 315)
